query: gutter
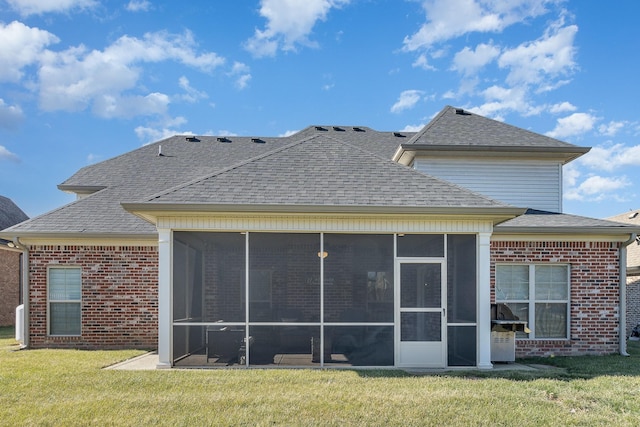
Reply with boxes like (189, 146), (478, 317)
(9, 238), (29, 349)
(619, 233), (637, 356)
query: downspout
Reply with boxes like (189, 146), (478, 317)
(619, 233), (636, 357)
(9, 238), (29, 348)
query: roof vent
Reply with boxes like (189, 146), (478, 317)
(332, 126), (344, 132)
(217, 137), (231, 143)
(393, 132), (405, 138)
(185, 136), (200, 142)
(455, 108), (470, 115)
(353, 127), (365, 132)
(158, 145), (164, 157)
(629, 212), (639, 219)
(251, 138), (265, 144)
(315, 126), (327, 131)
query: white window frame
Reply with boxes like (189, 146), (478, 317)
(47, 266), (82, 336)
(495, 263), (570, 340)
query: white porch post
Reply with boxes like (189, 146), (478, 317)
(157, 228), (172, 368)
(477, 232), (493, 369)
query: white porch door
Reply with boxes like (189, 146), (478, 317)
(396, 261), (446, 368)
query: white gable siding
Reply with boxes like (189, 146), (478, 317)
(413, 158), (562, 212)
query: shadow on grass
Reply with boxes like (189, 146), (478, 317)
(0, 326), (15, 340)
(352, 340), (640, 381)
(4, 322), (639, 382)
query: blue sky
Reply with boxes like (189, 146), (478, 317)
(1, 0), (639, 220)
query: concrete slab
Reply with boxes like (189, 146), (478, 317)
(105, 352), (159, 370)
(105, 352), (560, 373)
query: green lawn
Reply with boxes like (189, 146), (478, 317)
(2, 326), (640, 426)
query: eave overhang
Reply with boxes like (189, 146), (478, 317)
(493, 226), (639, 244)
(122, 202), (526, 226)
(392, 144), (591, 166)
(57, 184), (107, 195)
(0, 231), (157, 241)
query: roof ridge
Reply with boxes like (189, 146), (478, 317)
(141, 135), (320, 202)
(406, 105), (453, 144)
(307, 132), (511, 207)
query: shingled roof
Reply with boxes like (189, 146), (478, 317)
(607, 209), (640, 275)
(393, 106), (590, 165)
(125, 134), (514, 215)
(1, 107), (629, 239)
(495, 209), (640, 235)
(0, 196), (28, 231)
(1, 127), (420, 236)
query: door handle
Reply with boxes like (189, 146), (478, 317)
(443, 308), (446, 318)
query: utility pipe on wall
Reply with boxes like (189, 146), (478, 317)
(11, 238), (29, 348)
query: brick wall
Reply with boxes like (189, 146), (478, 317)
(491, 241), (621, 356)
(0, 250), (21, 326)
(627, 276), (640, 337)
(28, 245), (158, 349)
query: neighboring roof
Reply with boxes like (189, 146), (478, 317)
(495, 209), (640, 235)
(0, 196), (28, 230)
(607, 209), (640, 274)
(393, 106), (590, 165)
(124, 134), (518, 218)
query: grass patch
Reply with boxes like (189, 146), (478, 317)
(2, 327), (640, 426)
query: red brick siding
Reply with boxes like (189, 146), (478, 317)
(0, 250), (21, 326)
(28, 245), (158, 349)
(491, 241), (621, 356)
(627, 276), (640, 337)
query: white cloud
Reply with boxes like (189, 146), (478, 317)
(93, 92), (170, 119)
(6, 0), (97, 16)
(549, 101), (576, 114)
(0, 99), (25, 130)
(564, 174), (631, 201)
(471, 85), (543, 118)
(134, 116), (191, 143)
(126, 0), (151, 12)
(0, 145), (20, 162)
(0, 21), (59, 83)
(235, 74), (252, 90)
(245, 0), (350, 57)
(562, 162), (580, 188)
(546, 112), (596, 138)
(498, 21), (578, 87)
(228, 62), (252, 90)
(279, 130), (299, 137)
(598, 120), (626, 137)
(579, 143), (640, 172)
(403, 0), (553, 52)
(391, 90), (424, 113)
(401, 123), (427, 132)
(38, 30), (225, 117)
(452, 43), (500, 74)
(177, 76), (208, 103)
(412, 53), (436, 71)
(86, 153), (102, 164)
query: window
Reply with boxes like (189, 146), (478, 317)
(48, 267), (81, 336)
(495, 264), (569, 339)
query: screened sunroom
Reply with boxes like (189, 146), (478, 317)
(170, 231), (478, 368)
